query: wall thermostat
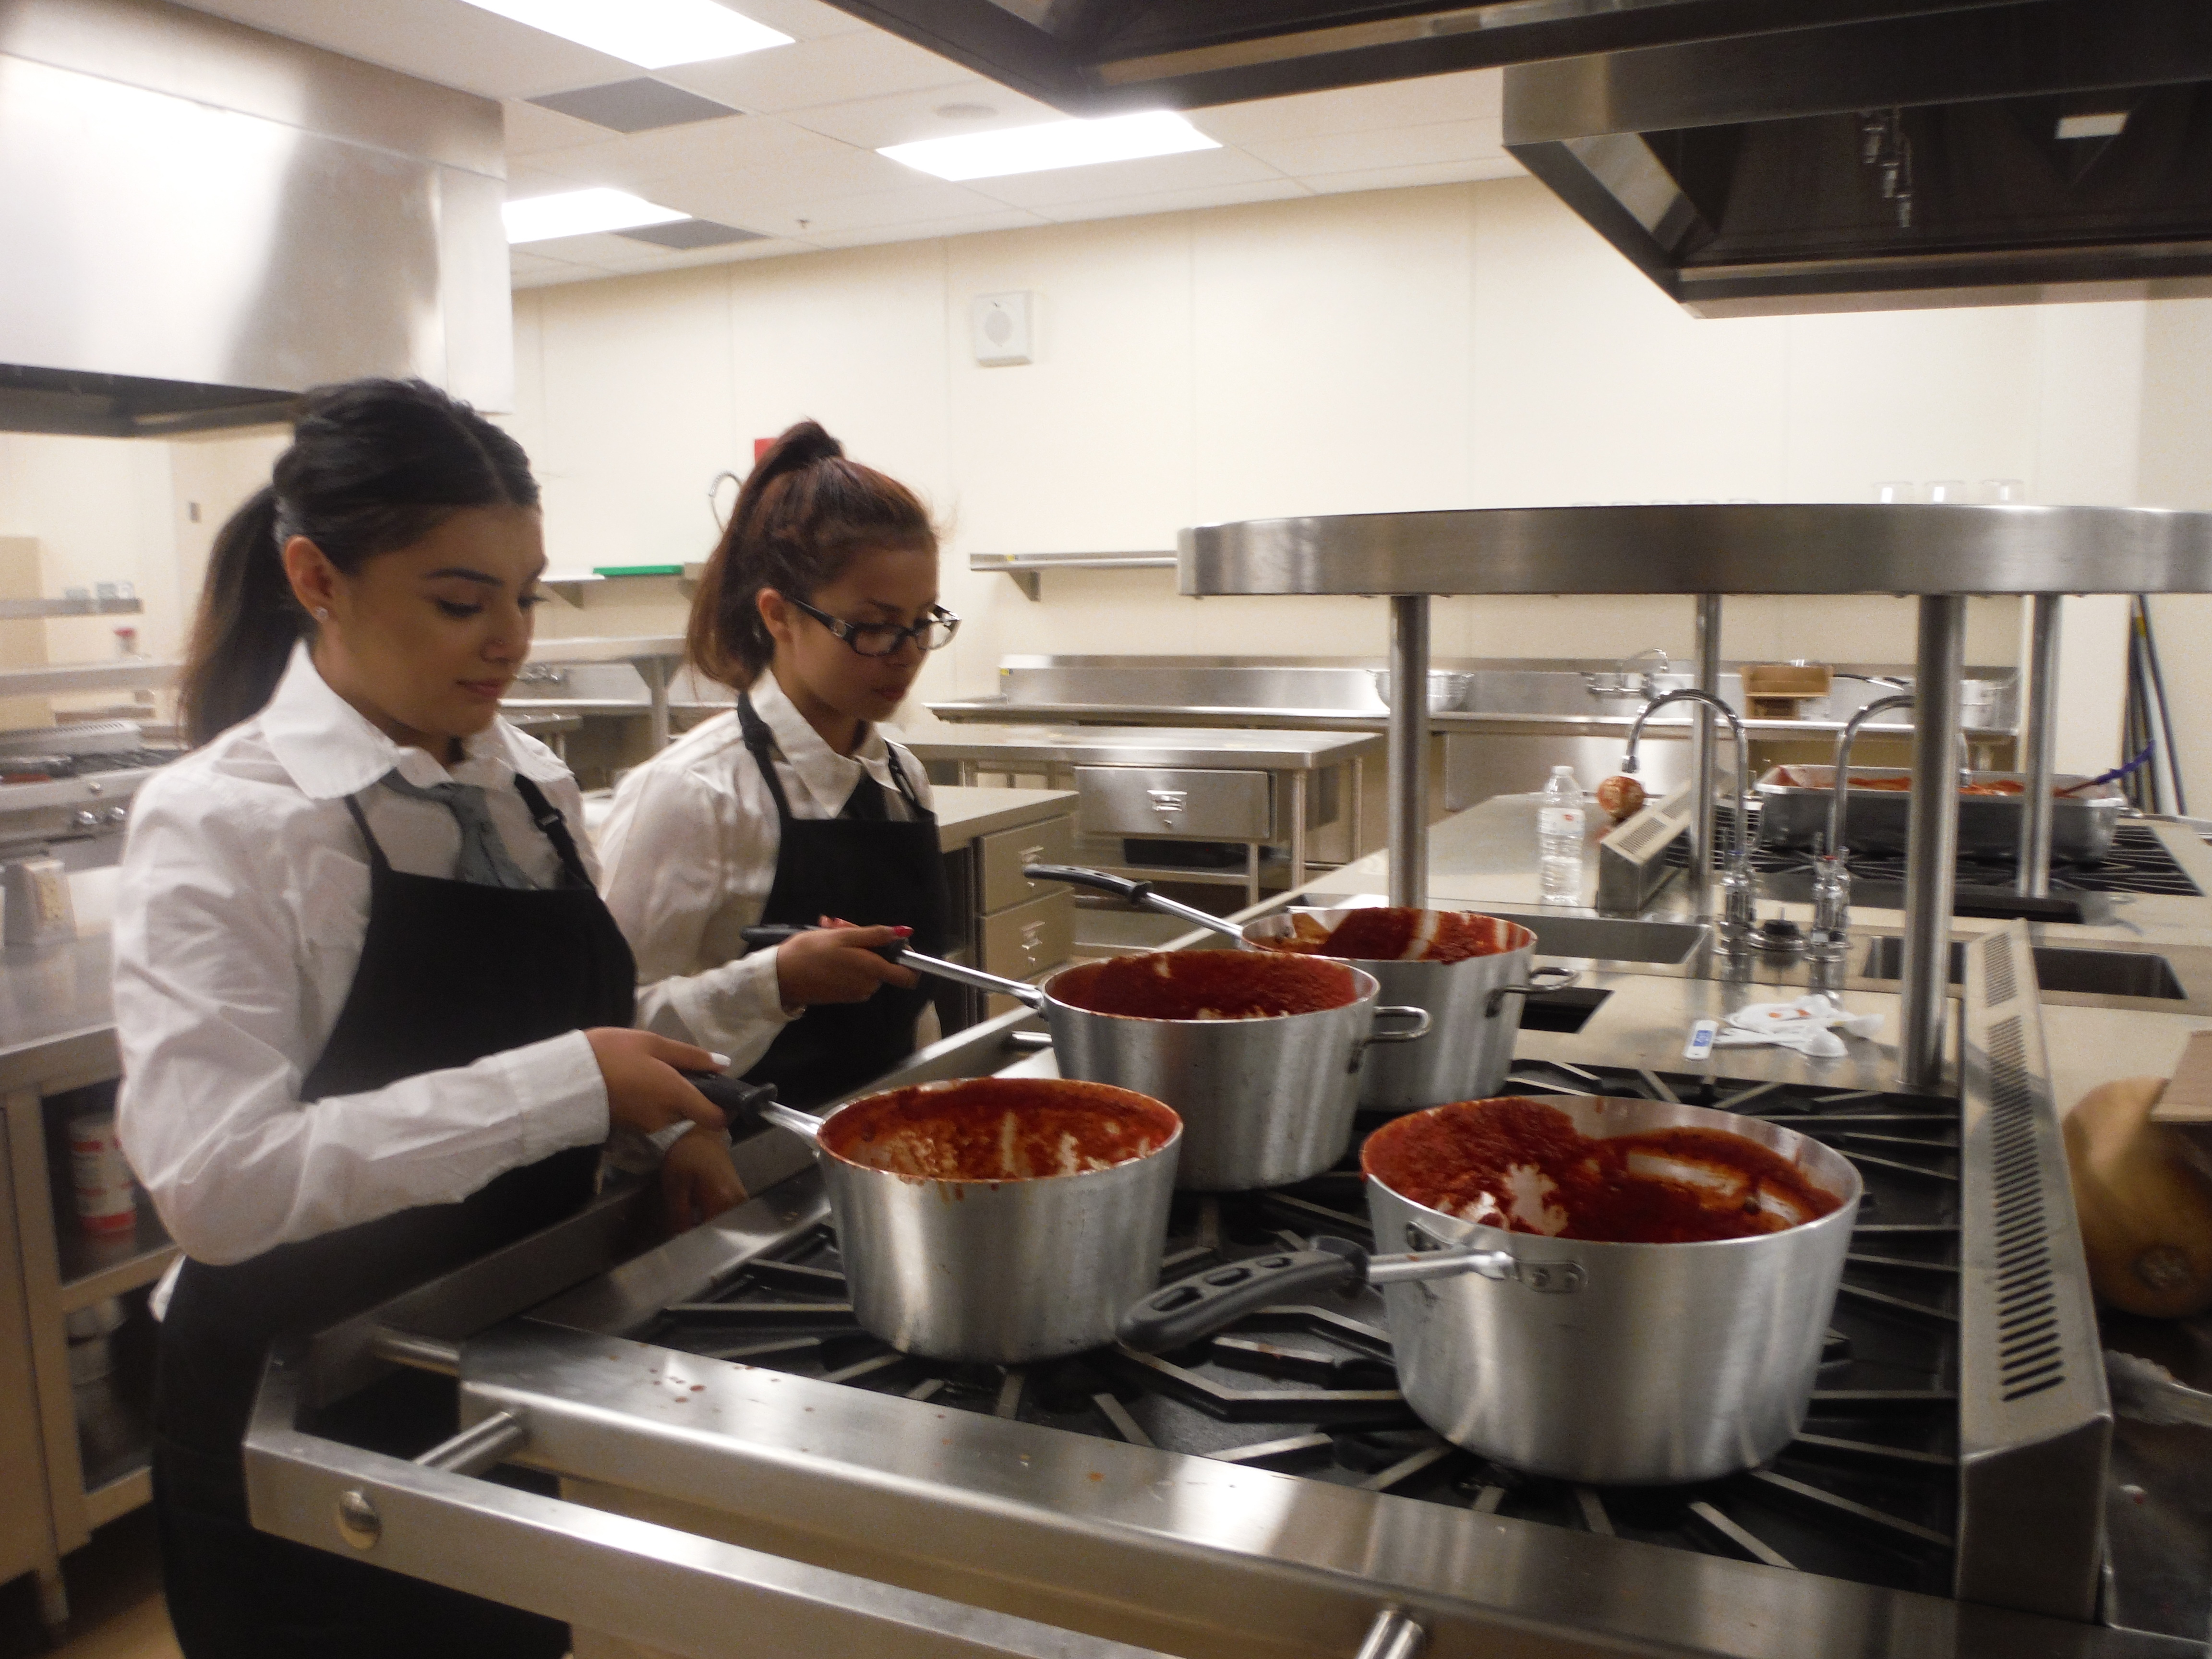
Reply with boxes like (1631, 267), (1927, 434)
(972, 291), (1033, 366)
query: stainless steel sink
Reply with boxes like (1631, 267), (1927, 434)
(1481, 911), (1708, 965)
(1861, 937), (2186, 1000)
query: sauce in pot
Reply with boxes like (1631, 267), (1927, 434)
(821, 1079), (1179, 1181)
(1363, 1097), (1842, 1242)
(1050, 951), (1358, 1020)
(1254, 907), (1530, 964)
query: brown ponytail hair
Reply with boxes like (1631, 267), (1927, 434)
(178, 379), (539, 746)
(687, 421), (937, 688)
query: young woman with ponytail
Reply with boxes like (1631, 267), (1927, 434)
(114, 378), (745, 1659)
(598, 421), (957, 1108)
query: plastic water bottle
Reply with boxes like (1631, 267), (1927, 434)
(1538, 766), (1586, 905)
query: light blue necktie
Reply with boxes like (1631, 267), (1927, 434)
(380, 771), (537, 890)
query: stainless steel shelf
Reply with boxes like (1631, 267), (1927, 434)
(970, 551), (1175, 601)
(1179, 503), (2212, 597)
(0, 660), (174, 697)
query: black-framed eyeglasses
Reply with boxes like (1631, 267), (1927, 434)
(789, 596), (961, 658)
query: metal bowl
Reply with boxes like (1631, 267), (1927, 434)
(1373, 670), (1472, 713)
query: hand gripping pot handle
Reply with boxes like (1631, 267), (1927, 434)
(1484, 965), (1578, 1017)
(1118, 1235), (1532, 1352)
(680, 1074), (826, 1143)
(738, 924), (1049, 1010)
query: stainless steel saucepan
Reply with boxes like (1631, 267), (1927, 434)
(740, 924), (1429, 1190)
(1028, 868), (1563, 1111)
(1119, 1093), (1862, 1484)
(707, 1074), (1180, 1364)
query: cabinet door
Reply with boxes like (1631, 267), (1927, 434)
(978, 816), (1074, 914)
(0, 1111), (58, 1588)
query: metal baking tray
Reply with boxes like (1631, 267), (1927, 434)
(1755, 765), (2125, 861)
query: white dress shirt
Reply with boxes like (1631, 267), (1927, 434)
(598, 672), (933, 1068)
(115, 643), (612, 1269)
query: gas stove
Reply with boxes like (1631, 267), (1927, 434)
(651, 1063), (1962, 1599)
(245, 924), (2150, 1659)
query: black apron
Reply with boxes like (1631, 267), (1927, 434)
(735, 692), (951, 1109)
(152, 774), (634, 1659)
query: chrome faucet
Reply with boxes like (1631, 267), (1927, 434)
(1623, 687), (1756, 947)
(1623, 647), (1672, 701)
(1813, 691), (1917, 960)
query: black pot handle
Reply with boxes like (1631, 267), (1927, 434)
(679, 1073), (781, 1131)
(1022, 864), (1154, 903)
(1484, 965), (1579, 1017)
(1119, 1238), (1370, 1352)
(740, 923), (908, 964)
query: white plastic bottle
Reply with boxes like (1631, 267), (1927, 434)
(1537, 766), (1586, 905)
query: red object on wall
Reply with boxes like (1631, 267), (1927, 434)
(754, 437), (775, 464)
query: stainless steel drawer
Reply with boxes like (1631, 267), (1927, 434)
(978, 815), (1074, 914)
(1075, 768), (1274, 841)
(980, 889), (1074, 981)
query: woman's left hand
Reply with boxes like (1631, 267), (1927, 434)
(660, 1130), (748, 1232)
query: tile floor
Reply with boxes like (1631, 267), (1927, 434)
(0, 1511), (179, 1659)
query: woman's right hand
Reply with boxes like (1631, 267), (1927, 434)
(774, 923), (920, 1007)
(586, 1028), (730, 1137)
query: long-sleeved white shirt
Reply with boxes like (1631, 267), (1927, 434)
(115, 643), (615, 1269)
(597, 672), (933, 1067)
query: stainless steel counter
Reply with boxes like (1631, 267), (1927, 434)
(903, 724), (1384, 770)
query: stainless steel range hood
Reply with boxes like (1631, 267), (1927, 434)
(831, 0), (2212, 313)
(0, 0), (511, 437)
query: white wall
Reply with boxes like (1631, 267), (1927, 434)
(503, 177), (2166, 735)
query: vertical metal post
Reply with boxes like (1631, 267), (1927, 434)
(2017, 594), (2062, 898)
(1691, 595), (1723, 913)
(1900, 595), (1967, 1092)
(1287, 770), (1309, 896)
(639, 654), (673, 752)
(1387, 595), (1431, 908)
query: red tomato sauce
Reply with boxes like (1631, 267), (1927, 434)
(1362, 1097), (1842, 1243)
(821, 1078), (1178, 1181)
(1050, 951), (1358, 1020)
(1255, 907), (1531, 964)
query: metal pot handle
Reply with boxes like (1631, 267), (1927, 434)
(1484, 965), (1579, 1017)
(1119, 1234), (1521, 1351)
(739, 924), (1050, 1011)
(1363, 1005), (1433, 1046)
(681, 1075), (825, 1144)
(1022, 864), (1247, 941)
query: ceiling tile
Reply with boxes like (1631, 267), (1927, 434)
(1300, 156), (1526, 194)
(504, 98), (610, 156)
(1033, 177), (1310, 225)
(634, 145), (926, 228)
(1189, 67), (1503, 148)
(767, 180), (1020, 233)
(966, 146), (1286, 210)
(509, 248), (596, 278)
(780, 80), (1064, 149)
(529, 78), (741, 134)
(804, 209), (1050, 250)
(166, 0), (633, 100)
(713, 0), (872, 40)
(511, 113), (862, 192)
(655, 28), (974, 113)
(514, 262), (625, 289)
(1241, 117), (1507, 179)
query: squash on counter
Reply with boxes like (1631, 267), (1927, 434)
(2065, 1077), (2212, 1319)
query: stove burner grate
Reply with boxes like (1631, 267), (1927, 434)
(656, 1065), (1962, 1598)
(1667, 808), (2201, 897)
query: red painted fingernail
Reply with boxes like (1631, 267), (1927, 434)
(893, 926), (914, 937)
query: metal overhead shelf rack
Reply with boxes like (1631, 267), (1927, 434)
(1178, 502), (2212, 1091)
(0, 597), (142, 620)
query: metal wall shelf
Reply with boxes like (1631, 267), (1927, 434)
(0, 598), (142, 620)
(0, 660), (173, 698)
(970, 551), (1175, 601)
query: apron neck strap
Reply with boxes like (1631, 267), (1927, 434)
(340, 775), (591, 889)
(739, 689), (927, 822)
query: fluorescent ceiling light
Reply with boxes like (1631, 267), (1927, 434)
(505, 187), (688, 243)
(458, 0), (790, 69)
(2056, 110), (2128, 140)
(881, 111), (1219, 182)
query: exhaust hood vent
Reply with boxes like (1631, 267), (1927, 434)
(0, 0), (512, 437)
(829, 0), (2212, 313)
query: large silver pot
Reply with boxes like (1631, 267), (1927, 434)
(1121, 1094), (1862, 1484)
(1240, 906), (1575, 1110)
(752, 1076), (1181, 1365)
(896, 945), (1430, 1191)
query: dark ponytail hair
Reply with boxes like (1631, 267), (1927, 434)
(687, 420), (937, 688)
(179, 378), (540, 746)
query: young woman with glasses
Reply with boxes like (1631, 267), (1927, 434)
(598, 421), (960, 1108)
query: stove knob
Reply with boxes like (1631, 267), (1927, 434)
(103, 806), (128, 826)
(70, 810), (98, 830)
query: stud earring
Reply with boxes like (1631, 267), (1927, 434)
(313, 607), (330, 621)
